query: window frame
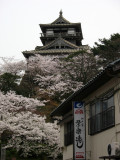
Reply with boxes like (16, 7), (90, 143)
(46, 29), (54, 36)
(64, 120), (73, 146)
(88, 90), (115, 135)
(67, 28), (76, 36)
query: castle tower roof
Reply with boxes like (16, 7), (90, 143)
(51, 10), (70, 24)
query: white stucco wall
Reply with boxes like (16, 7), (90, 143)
(60, 124), (64, 148)
(63, 145), (73, 160)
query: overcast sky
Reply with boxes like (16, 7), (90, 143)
(0, 0), (120, 61)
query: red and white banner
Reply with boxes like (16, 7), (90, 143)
(73, 102), (85, 160)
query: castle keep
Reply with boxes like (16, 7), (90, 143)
(23, 11), (88, 59)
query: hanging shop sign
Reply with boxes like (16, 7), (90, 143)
(73, 102), (85, 160)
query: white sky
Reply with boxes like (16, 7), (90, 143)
(0, 0), (120, 61)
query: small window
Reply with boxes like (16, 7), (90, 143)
(46, 29), (54, 36)
(68, 28), (76, 35)
(64, 121), (73, 146)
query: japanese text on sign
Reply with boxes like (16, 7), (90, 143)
(73, 102), (85, 160)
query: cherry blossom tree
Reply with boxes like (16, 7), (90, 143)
(0, 50), (97, 101)
(0, 57), (26, 76)
(0, 91), (61, 158)
(27, 55), (65, 100)
(27, 49), (97, 101)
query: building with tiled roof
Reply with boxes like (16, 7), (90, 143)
(23, 11), (89, 59)
(51, 58), (120, 160)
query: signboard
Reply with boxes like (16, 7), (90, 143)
(73, 102), (85, 160)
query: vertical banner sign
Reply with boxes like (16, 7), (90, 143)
(73, 102), (85, 160)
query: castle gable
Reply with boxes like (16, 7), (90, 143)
(40, 37), (79, 50)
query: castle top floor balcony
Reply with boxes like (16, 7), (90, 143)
(40, 32), (82, 38)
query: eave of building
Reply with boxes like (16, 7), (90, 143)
(40, 23), (81, 27)
(40, 23), (82, 32)
(22, 45), (89, 58)
(22, 48), (80, 58)
(23, 48), (80, 54)
(51, 58), (120, 117)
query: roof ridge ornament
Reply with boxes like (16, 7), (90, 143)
(51, 10), (71, 24)
(59, 10), (63, 17)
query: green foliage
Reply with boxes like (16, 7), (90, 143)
(92, 33), (120, 66)
(0, 73), (20, 93)
(15, 72), (37, 98)
(6, 148), (18, 160)
(1, 130), (13, 144)
(5, 149), (49, 160)
(0, 72), (37, 98)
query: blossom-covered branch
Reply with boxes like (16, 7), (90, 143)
(0, 91), (61, 158)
